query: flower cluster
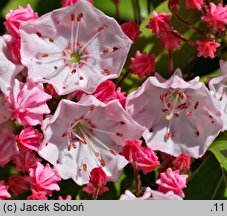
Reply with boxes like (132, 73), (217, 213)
(0, 0), (226, 200)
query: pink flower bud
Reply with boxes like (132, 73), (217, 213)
(121, 21), (141, 43)
(156, 168), (188, 198)
(168, 0), (180, 11)
(17, 127), (43, 151)
(196, 38), (220, 59)
(27, 189), (47, 200)
(173, 154), (191, 171)
(120, 140), (143, 163)
(0, 180), (11, 200)
(8, 175), (28, 196)
(4, 5), (38, 39)
(136, 147), (160, 174)
(89, 167), (108, 188)
(186, 0), (204, 11)
(201, 3), (227, 33)
(130, 51), (156, 79)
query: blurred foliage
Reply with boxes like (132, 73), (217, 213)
(0, 0), (226, 200)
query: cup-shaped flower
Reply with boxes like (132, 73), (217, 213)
(126, 69), (223, 158)
(0, 36), (22, 94)
(38, 96), (144, 185)
(209, 60), (227, 131)
(20, 1), (132, 95)
(6, 78), (52, 126)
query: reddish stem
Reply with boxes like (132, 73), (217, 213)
(174, 12), (204, 36)
(116, 3), (120, 21)
(92, 187), (100, 200)
(117, 68), (131, 87)
(133, 163), (140, 197)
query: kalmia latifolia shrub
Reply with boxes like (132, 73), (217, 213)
(0, 0), (226, 200)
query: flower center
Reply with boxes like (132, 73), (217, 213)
(161, 89), (189, 121)
(70, 52), (81, 64)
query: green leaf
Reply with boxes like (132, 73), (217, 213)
(209, 140), (227, 172)
(184, 154), (227, 200)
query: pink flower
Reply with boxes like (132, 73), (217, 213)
(120, 187), (152, 200)
(130, 51), (155, 79)
(8, 175), (28, 196)
(173, 153), (191, 171)
(17, 127), (43, 151)
(159, 30), (181, 50)
(13, 151), (41, 172)
(196, 38), (220, 59)
(156, 168), (188, 198)
(126, 69), (223, 158)
(62, 0), (93, 7)
(0, 36), (22, 94)
(120, 140), (159, 174)
(121, 21), (141, 43)
(209, 60), (227, 130)
(58, 195), (72, 200)
(0, 129), (18, 166)
(168, 0), (180, 11)
(39, 96), (144, 185)
(20, 1), (131, 95)
(4, 5), (38, 39)
(119, 187), (183, 200)
(27, 189), (47, 200)
(28, 162), (61, 196)
(146, 11), (172, 35)
(150, 189), (183, 200)
(6, 78), (52, 126)
(201, 3), (227, 33)
(186, 0), (204, 11)
(0, 180), (11, 200)
(0, 93), (11, 125)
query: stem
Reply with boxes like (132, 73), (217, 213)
(133, 164), (140, 197)
(174, 12), (204, 36)
(92, 187), (100, 200)
(135, 0), (141, 24)
(117, 68), (131, 87)
(115, 3), (120, 21)
(168, 50), (173, 75)
(131, 0), (137, 22)
(147, 0), (151, 14)
(172, 30), (196, 46)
